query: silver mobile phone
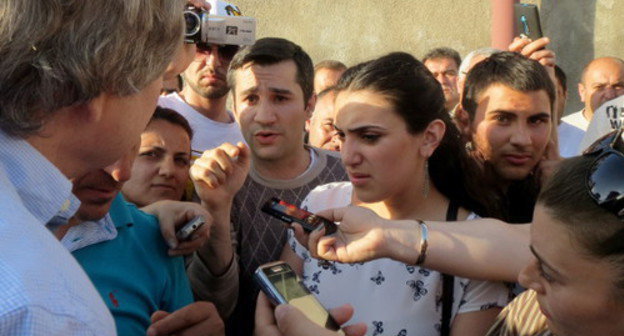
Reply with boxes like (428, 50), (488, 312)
(175, 215), (205, 241)
(254, 261), (341, 332)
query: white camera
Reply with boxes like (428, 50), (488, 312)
(184, 6), (256, 46)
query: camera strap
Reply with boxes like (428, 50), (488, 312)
(440, 200), (459, 336)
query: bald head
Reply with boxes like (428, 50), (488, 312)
(578, 57), (624, 118)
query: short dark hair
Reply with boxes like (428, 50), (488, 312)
(314, 60), (347, 73)
(554, 65), (567, 93)
(227, 37), (314, 105)
(539, 155), (624, 298)
(150, 106), (193, 141)
(462, 51), (556, 120)
(422, 47), (462, 69)
(336, 61), (371, 89)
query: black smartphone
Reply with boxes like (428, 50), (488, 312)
(261, 197), (337, 235)
(514, 3), (543, 40)
(254, 261), (341, 331)
(175, 215), (205, 241)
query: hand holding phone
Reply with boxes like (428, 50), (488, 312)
(254, 262), (341, 332)
(261, 198), (338, 235)
(175, 215), (205, 241)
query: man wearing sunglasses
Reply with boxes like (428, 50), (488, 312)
(159, 0), (247, 154)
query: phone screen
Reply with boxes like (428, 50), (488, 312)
(273, 200), (313, 222)
(256, 263), (341, 331)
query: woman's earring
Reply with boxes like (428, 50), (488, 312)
(465, 141), (474, 152)
(423, 159), (430, 198)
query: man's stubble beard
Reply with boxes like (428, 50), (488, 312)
(187, 78), (229, 99)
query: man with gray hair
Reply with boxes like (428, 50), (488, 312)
(423, 47), (462, 112)
(457, 47), (501, 95)
(0, 0), (185, 334)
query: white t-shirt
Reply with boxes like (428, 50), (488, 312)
(579, 95), (624, 151)
(158, 93), (245, 153)
(558, 110), (589, 158)
(288, 182), (509, 336)
(561, 110), (590, 131)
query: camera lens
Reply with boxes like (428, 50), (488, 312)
(184, 10), (201, 37)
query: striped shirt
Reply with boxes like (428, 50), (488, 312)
(487, 290), (553, 336)
(0, 130), (115, 335)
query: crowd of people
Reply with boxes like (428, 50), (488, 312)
(2, 0), (624, 336)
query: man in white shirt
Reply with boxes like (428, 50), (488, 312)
(559, 57), (624, 157)
(159, 0), (247, 154)
(0, 0), (186, 334)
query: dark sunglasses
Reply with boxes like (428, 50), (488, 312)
(195, 43), (239, 61)
(583, 128), (624, 219)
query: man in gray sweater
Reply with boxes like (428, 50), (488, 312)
(187, 38), (348, 335)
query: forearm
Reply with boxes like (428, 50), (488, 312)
(188, 206), (239, 317)
(383, 218), (530, 282)
(187, 252), (239, 318)
(200, 203), (234, 275)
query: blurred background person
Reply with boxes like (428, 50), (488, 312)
(122, 107), (193, 207)
(314, 60), (347, 94)
(553, 65), (568, 124)
(559, 57), (624, 157)
(306, 88), (340, 151)
(423, 47), (462, 113)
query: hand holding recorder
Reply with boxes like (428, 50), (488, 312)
(141, 200), (212, 256)
(261, 198), (338, 235)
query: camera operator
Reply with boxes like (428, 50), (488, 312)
(159, 0), (252, 153)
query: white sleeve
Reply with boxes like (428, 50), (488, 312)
(456, 277), (510, 314)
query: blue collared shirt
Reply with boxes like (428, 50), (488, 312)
(71, 194), (193, 335)
(0, 130), (116, 335)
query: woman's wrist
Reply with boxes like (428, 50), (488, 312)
(382, 219), (423, 265)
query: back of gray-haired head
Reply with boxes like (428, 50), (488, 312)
(0, 0), (184, 137)
(458, 47), (500, 77)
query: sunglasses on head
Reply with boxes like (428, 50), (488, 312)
(583, 127), (624, 219)
(195, 43), (239, 61)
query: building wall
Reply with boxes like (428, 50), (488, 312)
(234, 0), (624, 115)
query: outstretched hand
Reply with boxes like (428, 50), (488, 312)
(307, 206), (390, 264)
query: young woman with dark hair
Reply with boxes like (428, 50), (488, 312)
(281, 52), (508, 336)
(307, 129), (624, 336)
(122, 106), (194, 206)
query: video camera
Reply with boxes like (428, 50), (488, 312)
(184, 2), (256, 46)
